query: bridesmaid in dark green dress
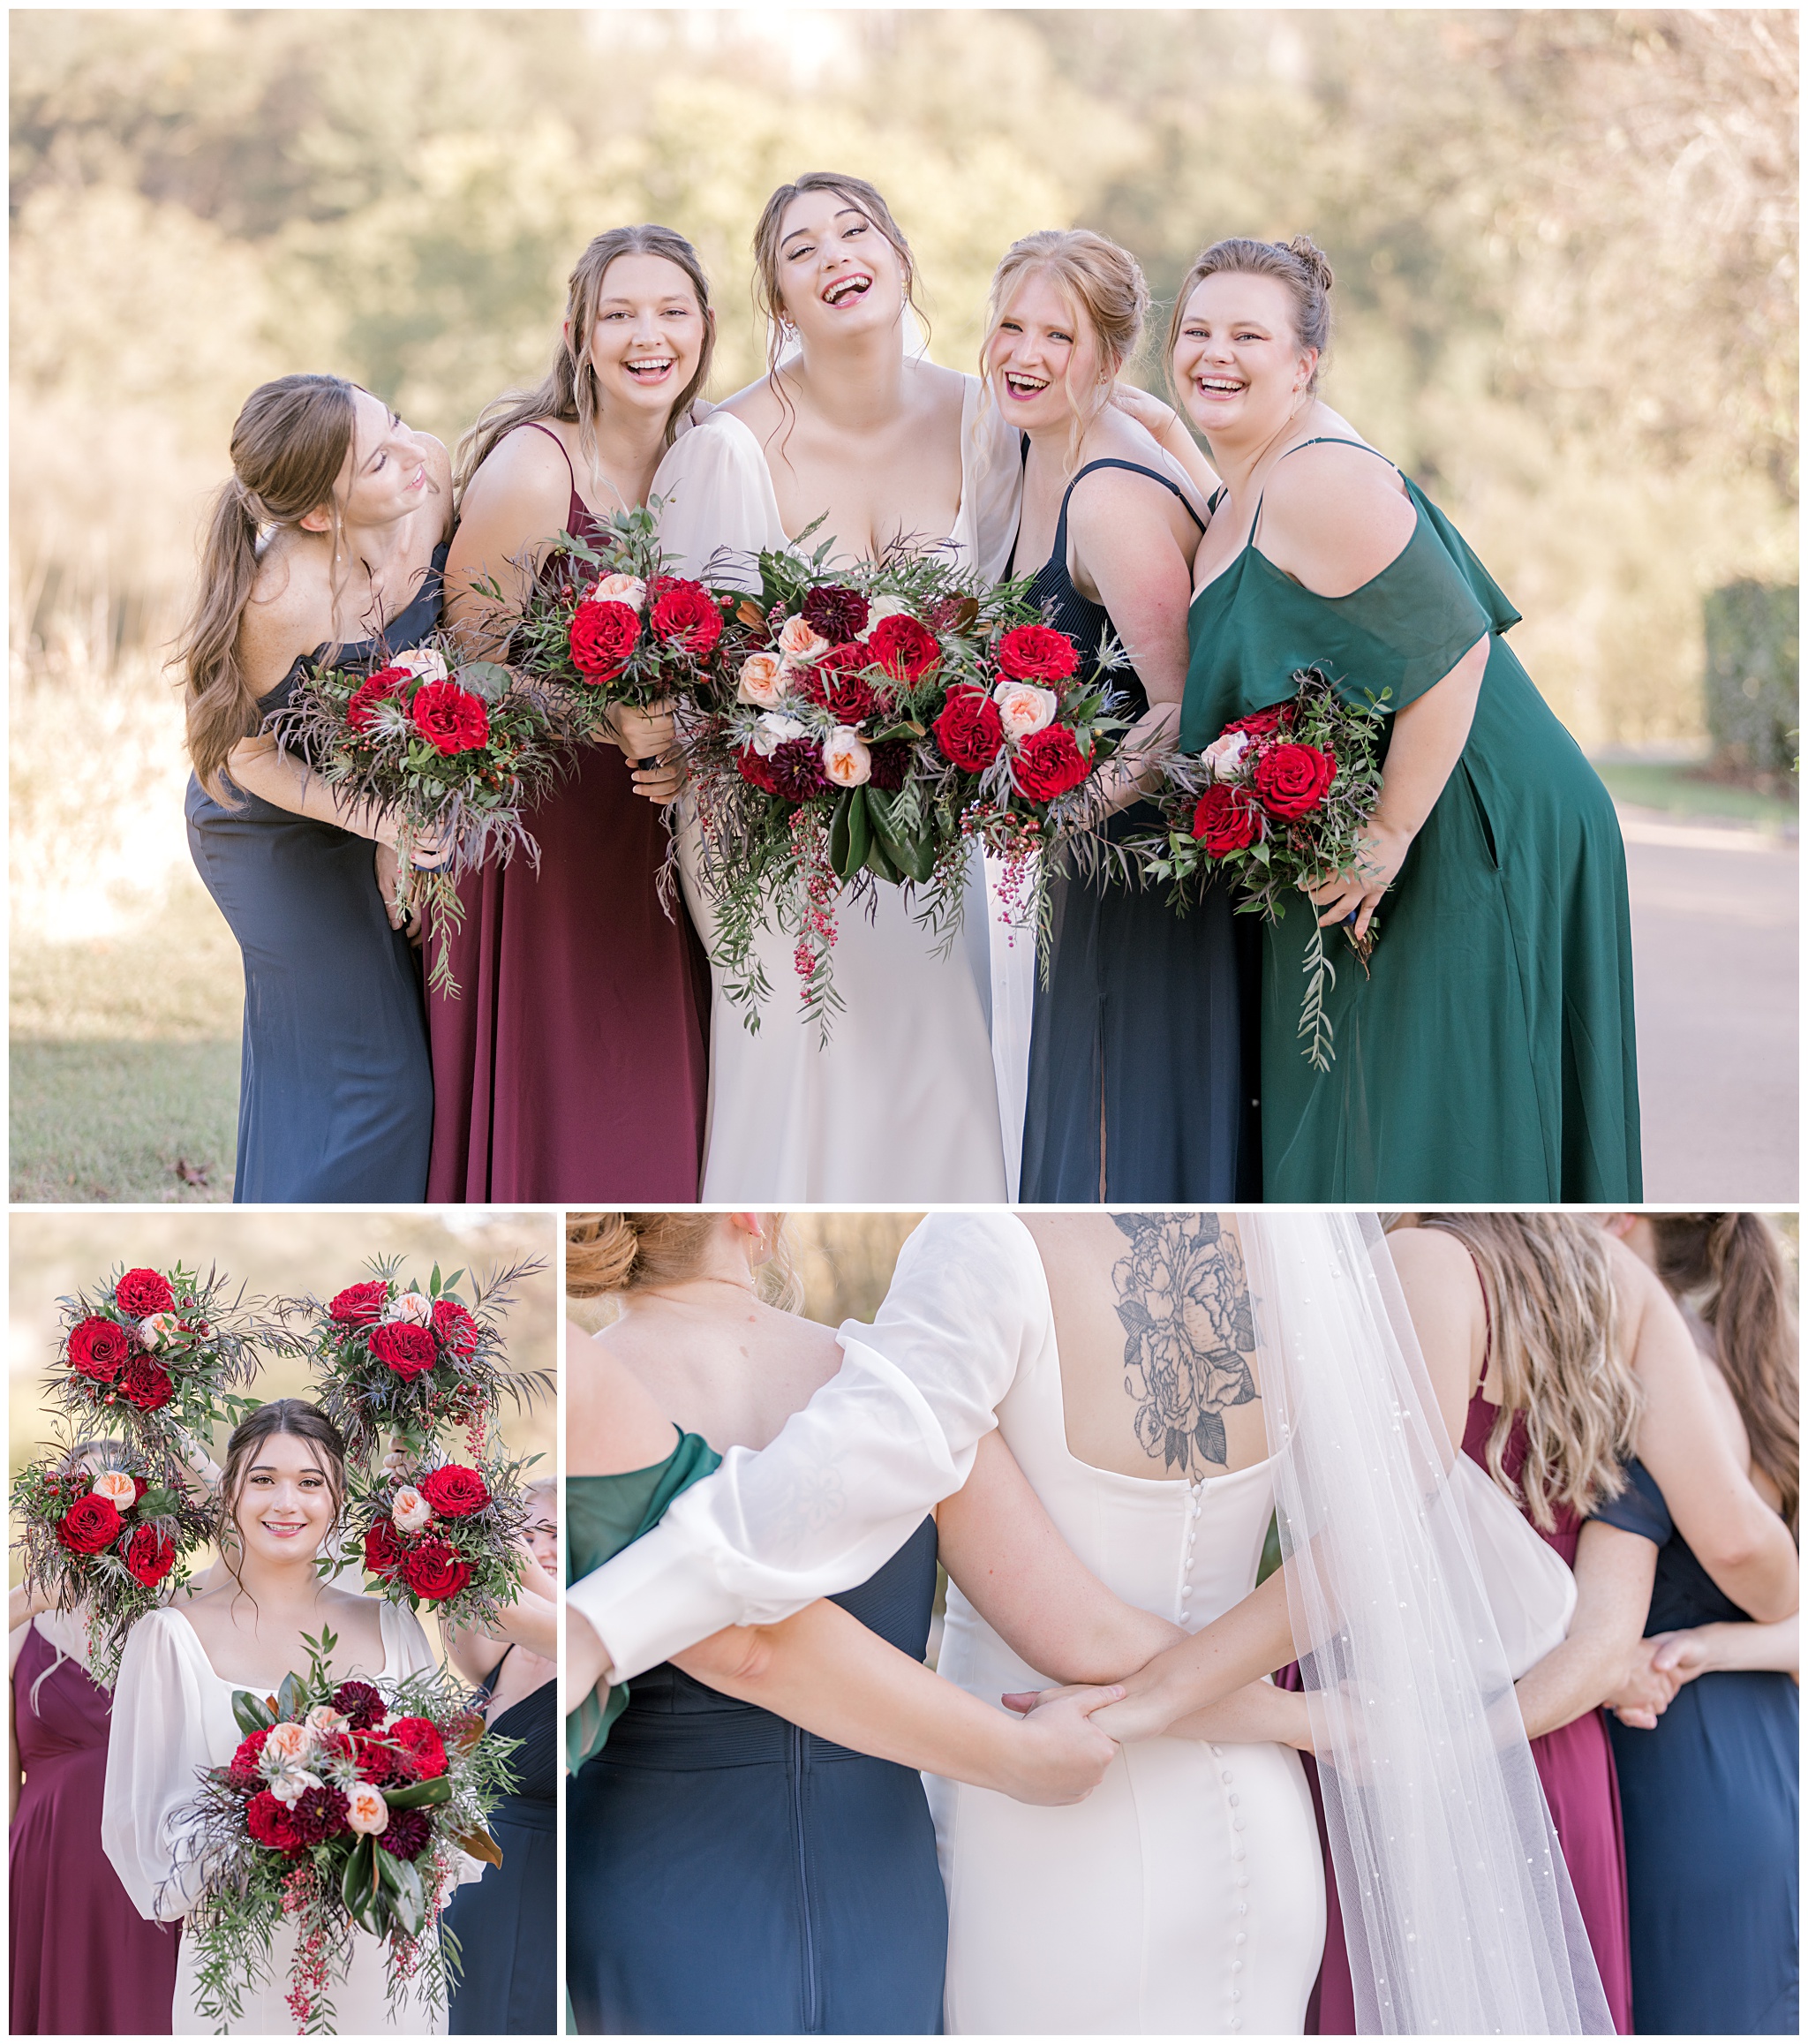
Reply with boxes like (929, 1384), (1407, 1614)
(1170, 237), (1640, 1200)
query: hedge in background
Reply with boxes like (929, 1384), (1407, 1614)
(1704, 581), (1798, 781)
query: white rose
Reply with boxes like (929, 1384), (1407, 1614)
(391, 1485), (434, 1535)
(863, 594), (915, 629)
(390, 647), (449, 684)
(1202, 729), (1251, 781)
(136, 1311), (181, 1351)
(266, 1721), (313, 1765)
(345, 1784), (390, 1836)
(381, 1290), (434, 1326)
(736, 652), (788, 708)
(992, 680), (1058, 739)
(268, 1766), (323, 1807)
(777, 615), (831, 661)
(91, 1468), (138, 1506)
(821, 728), (872, 788)
(589, 571), (646, 612)
(751, 713), (810, 758)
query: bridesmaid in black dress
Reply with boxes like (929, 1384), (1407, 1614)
(180, 373), (452, 1200)
(989, 233), (1253, 1202)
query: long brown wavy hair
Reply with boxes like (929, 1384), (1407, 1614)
(1420, 1214), (1642, 1529)
(456, 225), (716, 504)
(215, 1399), (348, 1603)
(177, 373), (359, 803)
(1648, 1214), (1798, 1535)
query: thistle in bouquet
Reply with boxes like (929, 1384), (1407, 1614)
(351, 1445), (539, 1633)
(288, 1257), (554, 1468)
(172, 1625), (517, 2033)
(265, 638), (564, 997)
(1128, 666), (1390, 1069)
(49, 1262), (274, 1458)
(11, 1436), (213, 1684)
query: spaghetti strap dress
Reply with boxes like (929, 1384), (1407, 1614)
(1016, 453), (1258, 1202)
(1181, 441), (1640, 1201)
(1593, 1459), (1798, 2034)
(426, 423), (711, 1202)
(443, 1649), (556, 2035)
(185, 545), (445, 1201)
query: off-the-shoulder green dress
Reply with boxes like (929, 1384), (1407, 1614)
(1181, 441), (1641, 1200)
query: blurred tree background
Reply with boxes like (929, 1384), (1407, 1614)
(10, 8), (1798, 1198)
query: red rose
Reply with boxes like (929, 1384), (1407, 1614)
(1253, 741), (1336, 819)
(400, 1541), (471, 1603)
(1226, 703), (1292, 739)
(227, 1727), (270, 1791)
(418, 1465), (491, 1519)
(329, 1281), (389, 1326)
(353, 1730), (408, 1786)
(933, 687), (1006, 772)
(364, 1518), (403, 1580)
(411, 679), (490, 757)
(995, 623), (1081, 684)
(246, 1791), (306, 1857)
(388, 1716), (449, 1779)
(800, 661), (878, 726)
(647, 577), (723, 656)
(369, 1322), (438, 1381)
(124, 1523), (177, 1587)
(57, 1493), (123, 1555)
(114, 1268), (176, 1316)
(569, 598), (641, 683)
(66, 1316), (132, 1384)
(1010, 724), (1091, 803)
(868, 614), (940, 683)
(121, 1355), (176, 1411)
(800, 585), (870, 644)
(736, 744), (779, 795)
(346, 665), (410, 733)
(430, 1298), (479, 1357)
(1191, 782), (1265, 857)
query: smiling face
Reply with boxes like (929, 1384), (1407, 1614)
(772, 189), (907, 350)
(305, 387), (432, 536)
(230, 1430), (339, 1566)
(987, 268), (1108, 435)
(576, 251), (708, 422)
(1171, 271), (1316, 442)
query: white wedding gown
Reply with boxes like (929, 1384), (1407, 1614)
(651, 379), (1033, 1200)
(102, 1603), (448, 2036)
(924, 1223), (1325, 2035)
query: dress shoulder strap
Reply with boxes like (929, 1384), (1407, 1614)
(1252, 437), (1401, 546)
(1058, 456), (1208, 536)
(514, 419), (580, 493)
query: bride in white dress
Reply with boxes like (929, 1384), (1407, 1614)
(652, 171), (1018, 1202)
(102, 1401), (457, 2036)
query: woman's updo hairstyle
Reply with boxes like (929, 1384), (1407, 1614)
(1166, 235), (1335, 394)
(982, 228), (1151, 470)
(216, 1399), (348, 1566)
(567, 1212), (800, 1309)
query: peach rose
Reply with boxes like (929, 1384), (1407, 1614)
(821, 728), (873, 788)
(736, 652), (788, 708)
(1202, 729), (1251, 781)
(991, 680), (1058, 740)
(305, 1704), (350, 1736)
(266, 1721), (313, 1764)
(777, 615), (831, 662)
(268, 1766), (323, 1807)
(380, 1290), (435, 1326)
(136, 1311), (181, 1351)
(345, 1784), (390, 1836)
(90, 1468), (138, 1506)
(391, 1485), (434, 1535)
(750, 713), (810, 757)
(590, 571), (646, 612)
(391, 647), (450, 684)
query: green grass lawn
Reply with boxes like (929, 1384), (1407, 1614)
(11, 872), (243, 1201)
(1593, 758), (1797, 832)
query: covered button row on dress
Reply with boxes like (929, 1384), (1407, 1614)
(1212, 1738), (1248, 2030)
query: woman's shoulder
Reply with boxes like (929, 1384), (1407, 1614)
(457, 419), (575, 524)
(239, 534), (330, 690)
(568, 1321), (683, 1476)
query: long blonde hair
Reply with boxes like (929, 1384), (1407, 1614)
(1420, 1214), (1642, 1529)
(566, 1212), (801, 1312)
(980, 228), (1150, 473)
(456, 225), (716, 502)
(177, 373), (359, 803)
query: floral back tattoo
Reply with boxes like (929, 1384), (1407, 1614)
(1111, 1213), (1259, 1476)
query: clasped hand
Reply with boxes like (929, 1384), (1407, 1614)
(607, 700), (687, 806)
(1307, 818), (1412, 939)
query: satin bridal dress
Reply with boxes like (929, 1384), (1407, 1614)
(102, 1603), (453, 2036)
(652, 379), (1029, 1201)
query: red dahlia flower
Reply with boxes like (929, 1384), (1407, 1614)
(866, 737), (913, 792)
(800, 585), (870, 644)
(380, 1806), (433, 1861)
(67, 1316), (132, 1384)
(289, 1784), (351, 1846)
(114, 1268), (176, 1316)
(333, 1679), (388, 1731)
(995, 624), (1080, 684)
(765, 738), (830, 803)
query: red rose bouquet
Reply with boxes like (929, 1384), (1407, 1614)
(174, 1625), (517, 2033)
(683, 541), (1126, 1034)
(47, 1261), (271, 1457)
(1128, 666), (1390, 1068)
(266, 637), (564, 997)
(349, 1448), (536, 1633)
(287, 1258), (553, 1467)
(10, 1439), (213, 1682)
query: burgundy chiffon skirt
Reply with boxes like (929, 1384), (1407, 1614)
(426, 744), (710, 1201)
(10, 1624), (181, 2035)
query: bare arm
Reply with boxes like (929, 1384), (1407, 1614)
(1650, 1614), (1797, 1683)
(8, 1622), (26, 1821)
(1385, 1224), (1488, 1453)
(673, 1598), (1121, 1805)
(1111, 385), (1221, 506)
(1513, 1519), (1658, 1739)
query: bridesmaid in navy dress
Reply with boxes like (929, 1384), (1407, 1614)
(180, 373), (451, 1200)
(429, 226), (712, 1203)
(985, 231), (1251, 1202)
(1595, 1213), (1799, 2034)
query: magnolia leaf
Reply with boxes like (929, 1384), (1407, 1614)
(734, 598), (766, 629)
(379, 1846), (426, 1936)
(276, 1671), (306, 1722)
(383, 1773), (454, 1810)
(449, 1824), (504, 1867)
(232, 1689), (276, 1737)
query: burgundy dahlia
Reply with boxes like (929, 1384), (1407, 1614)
(866, 737), (913, 792)
(288, 1784), (351, 1847)
(765, 738), (829, 803)
(380, 1806), (433, 1862)
(800, 585), (869, 644)
(333, 1679), (387, 1732)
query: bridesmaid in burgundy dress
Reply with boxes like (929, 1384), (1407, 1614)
(428, 225), (713, 1201)
(11, 1611), (180, 2034)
